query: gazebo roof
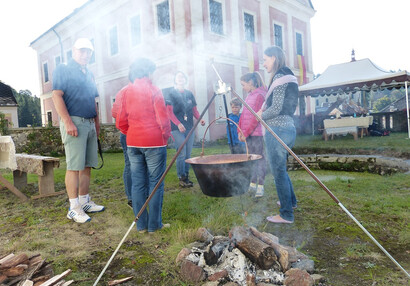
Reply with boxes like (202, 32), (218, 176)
(300, 58), (410, 97)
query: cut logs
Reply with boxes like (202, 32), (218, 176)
(0, 253), (71, 286)
(229, 226), (277, 270)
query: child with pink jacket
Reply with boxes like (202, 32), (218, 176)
(238, 72), (267, 197)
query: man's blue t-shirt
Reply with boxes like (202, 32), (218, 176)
(52, 59), (98, 118)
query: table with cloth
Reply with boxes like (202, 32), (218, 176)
(323, 116), (373, 141)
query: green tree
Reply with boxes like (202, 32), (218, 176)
(14, 89), (41, 127)
(373, 96), (392, 112)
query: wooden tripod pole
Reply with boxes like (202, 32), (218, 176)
(93, 93), (218, 285)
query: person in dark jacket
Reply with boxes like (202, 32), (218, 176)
(163, 71), (205, 188)
(257, 46), (299, 224)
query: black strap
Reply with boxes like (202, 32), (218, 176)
(92, 139), (104, 170)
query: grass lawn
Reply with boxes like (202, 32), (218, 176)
(0, 134), (409, 285)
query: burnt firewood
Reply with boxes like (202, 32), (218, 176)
(204, 240), (230, 266)
(230, 226), (277, 270)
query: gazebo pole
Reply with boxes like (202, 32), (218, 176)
(405, 81), (410, 139)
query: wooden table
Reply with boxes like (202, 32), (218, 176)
(323, 116), (373, 140)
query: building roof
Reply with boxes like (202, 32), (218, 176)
(0, 82), (18, 106)
(300, 58), (410, 97)
(379, 96), (409, 113)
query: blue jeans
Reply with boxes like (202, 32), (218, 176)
(128, 146), (167, 232)
(120, 133), (132, 201)
(264, 126), (297, 221)
(171, 130), (194, 178)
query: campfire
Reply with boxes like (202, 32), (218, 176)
(176, 227), (325, 286)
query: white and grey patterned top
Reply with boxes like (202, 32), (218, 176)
(262, 73), (295, 128)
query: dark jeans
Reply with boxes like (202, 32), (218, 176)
(171, 130), (194, 178)
(264, 126), (297, 221)
(120, 133), (132, 201)
(247, 136), (266, 185)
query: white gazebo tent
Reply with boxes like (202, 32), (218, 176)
(299, 58), (410, 138)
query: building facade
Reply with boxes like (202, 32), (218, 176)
(30, 0), (315, 140)
(0, 82), (19, 129)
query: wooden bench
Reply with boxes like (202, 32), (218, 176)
(13, 154), (64, 199)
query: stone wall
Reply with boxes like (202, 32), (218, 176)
(8, 124), (121, 156)
(5, 126), (409, 175)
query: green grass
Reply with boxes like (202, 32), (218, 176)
(294, 132), (410, 157)
(0, 141), (409, 286)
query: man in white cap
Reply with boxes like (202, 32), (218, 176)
(52, 37), (105, 223)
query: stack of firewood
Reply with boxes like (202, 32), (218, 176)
(0, 253), (72, 286)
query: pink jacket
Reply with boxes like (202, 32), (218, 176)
(115, 78), (171, 147)
(238, 86), (267, 137)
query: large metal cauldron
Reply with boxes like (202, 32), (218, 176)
(185, 117), (262, 197)
(185, 153), (262, 197)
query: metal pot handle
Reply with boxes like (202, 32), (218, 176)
(200, 116), (250, 159)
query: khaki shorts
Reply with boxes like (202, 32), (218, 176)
(60, 116), (98, 171)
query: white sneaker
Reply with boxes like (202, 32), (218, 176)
(249, 182), (257, 192)
(255, 185), (264, 197)
(67, 207), (91, 223)
(82, 201), (105, 213)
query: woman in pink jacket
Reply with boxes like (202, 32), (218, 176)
(238, 72), (267, 197)
(116, 58), (171, 234)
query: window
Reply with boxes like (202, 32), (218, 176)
(55, 55), (61, 67)
(244, 12), (255, 42)
(89, 38), (96, 64)
(109, 26), (119, 56)
(130, 15), (142, 46)
(274, 24), (283, 49)
(209, 0), (223, 35)
(43, 62), (49, 83)
(66, 50), (72, 62)
(296, 32), (303, 55)
(156, 1), (170, 35)
(47, 111), (52, 127)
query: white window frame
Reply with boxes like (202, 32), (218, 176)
(153, 0), (172, 37)
(295, 30), (304, 56)
(108, 25), (120, 57)
(208, 0), (226, 36)
(89, 38), (96, 65)
(243, 9), (257, 42)
(273, 22), (284, 49)
(129, 13), (143, 47)
(42, 61), (49, 83)
(46, 110), (53, 126)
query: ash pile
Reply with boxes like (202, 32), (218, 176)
(176, 227), (326, 286)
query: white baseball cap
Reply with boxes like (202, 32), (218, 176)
(73, 38), (94, 51)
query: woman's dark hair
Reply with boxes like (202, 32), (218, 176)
(264, 46), (286, 75)
(174, 70), (188, 84)
(128, 58), (156, 82)
(240, 72), (265, 89)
